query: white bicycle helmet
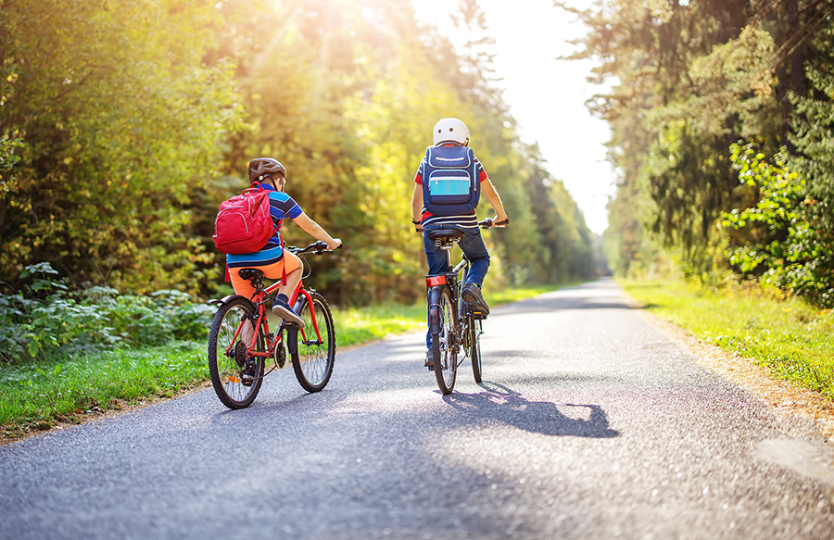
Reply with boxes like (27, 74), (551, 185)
(433, 118), (470, 146)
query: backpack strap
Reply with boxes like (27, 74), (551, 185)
(280, 233), (287, 287)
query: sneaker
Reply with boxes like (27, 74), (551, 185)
(424, 349), (434, 369)
(240, 360), (258, 387)
(272, 298), (305, 328)
(235, 341), (257, 387)
(461, 283), (490, 315)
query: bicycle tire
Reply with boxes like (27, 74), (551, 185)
(289, 291), (335, 392)
(208, 297), (264, 409)
(432, 287), (457, 395)
(470, 316), (482, 383)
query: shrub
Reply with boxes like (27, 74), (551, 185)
(722, 143), (834, 308)
(0, 264), (214, 365)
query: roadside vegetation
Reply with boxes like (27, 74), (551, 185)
(563, 2), (833, 312)
(621, 279), (834, 400)
(566, 2), (834, 401)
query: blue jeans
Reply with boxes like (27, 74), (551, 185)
(423, 224), (490, 348)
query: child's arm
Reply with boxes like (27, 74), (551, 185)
(292, 213), (342, 250)
(411, 184), (424, 234)
(481, 179), (509, 226)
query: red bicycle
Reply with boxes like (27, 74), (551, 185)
(207, 242), (338, 409)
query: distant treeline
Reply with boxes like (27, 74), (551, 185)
(564, 0), (834, 307)
(0, 0), (599, 305)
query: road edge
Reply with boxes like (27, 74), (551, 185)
(638, 309), (834, 441)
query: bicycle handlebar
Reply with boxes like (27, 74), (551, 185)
(287, 242), (342, 256)
(478, 217), (510, 229)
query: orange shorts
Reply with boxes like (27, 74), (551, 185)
(229, 252), (302, 300)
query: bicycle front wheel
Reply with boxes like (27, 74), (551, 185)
(208, 297), (264, 409)
(431, 287), (457, 395)
(289, 292), (335, 392)
(470, 317), (482, 383)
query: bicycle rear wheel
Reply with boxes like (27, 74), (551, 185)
(208, 297), (264, 409)
(431, 287), (457, 395)
(289, 292), (335, 392)
(470, 317), (482, 383)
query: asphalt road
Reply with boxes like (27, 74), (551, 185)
(2, 278), (833, 540)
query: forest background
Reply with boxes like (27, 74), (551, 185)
(0, 0), (601, 320)
(566, 0), (834, 309)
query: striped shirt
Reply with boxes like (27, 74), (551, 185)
(414, 144), (489, 228)
(226, 183), (303, 268)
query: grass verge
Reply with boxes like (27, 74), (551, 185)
(1, 341), (206, 439)
(620, 279), (834, 400)
(0, 284), (567, 441)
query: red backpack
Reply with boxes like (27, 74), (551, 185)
(213, 187), (276, 255)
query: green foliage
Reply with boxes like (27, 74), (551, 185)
(571, 1), (834, 303)
(621, 278), (834, 400)
(0, 264), (214, 365)
(723, 144), (834, 307)
(0, 0), (242, 294)
(0, 137), (23, 171)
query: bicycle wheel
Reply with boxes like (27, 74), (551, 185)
(208, 297), (264, 409)
(470, 317), (482, 383)
(289, 291), (335, 392)
(431, 287), (457, 395)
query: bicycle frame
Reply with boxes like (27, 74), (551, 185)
(219, 261), (325, 365)
(426, 241), (470, 352)
(425, 222), (493, 392)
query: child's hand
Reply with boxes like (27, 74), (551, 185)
(494, 215), (509, 228)
(327, 238), (342, 250)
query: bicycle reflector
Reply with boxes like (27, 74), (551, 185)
(426, 276), (446, 287)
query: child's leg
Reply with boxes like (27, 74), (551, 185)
(260, 253), (305, 326)
(423, 228), (449, 276)
(459, 229), (490, 286)
(274, 252), (302, 303)
(229, 268), (258, 345)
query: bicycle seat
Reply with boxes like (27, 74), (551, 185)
(427, 229), (465, 241)
(238, 268), (265, 281)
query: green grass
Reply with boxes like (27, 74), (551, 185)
(0, 341), (206, 438)
(620, 279), (834, 399)
(334, 303), (426, 347)
(0, 283), (571, 440)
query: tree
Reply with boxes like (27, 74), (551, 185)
(0, 0), (241, 293)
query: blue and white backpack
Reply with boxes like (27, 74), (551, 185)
(421, 145), (480, 215)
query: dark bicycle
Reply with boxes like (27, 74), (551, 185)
(426, 219), (498, 394)
(207, 242), (338, 409)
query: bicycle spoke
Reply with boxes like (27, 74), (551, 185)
(291, 293), (335, 392)
(208, 299), (264, 409)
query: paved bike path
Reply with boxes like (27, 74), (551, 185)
(1, 278), (833, 539)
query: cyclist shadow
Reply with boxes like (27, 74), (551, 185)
(444, 381), (619, 439)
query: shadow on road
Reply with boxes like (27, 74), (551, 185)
(443, 382), (619, 438)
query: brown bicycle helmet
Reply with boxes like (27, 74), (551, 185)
(248, 157), (287, 184)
